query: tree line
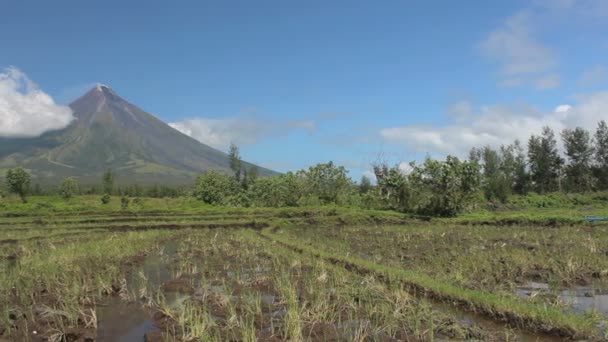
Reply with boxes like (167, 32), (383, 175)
(469, 121), (608, 199)
(3, 121), (608, 217)
(0, 169), (186, 203)
(373, 120), (608, 215)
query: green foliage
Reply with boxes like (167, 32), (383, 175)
(480, 146), (510, 202)
(120, 196), (130, 209)
(101, 193), (111, 204)
(242, 166), (259, 190)
(472, 143), (528, 203)
(359, 175), (372, 194)
(562, 127), (594, 192)
(247, 172), (302, 207)
(193, 162), (359, 209)
(102, 169), (114, 195)
(248, 166), (259, 183)
(360, 190), (385, 210)
(594, 121), (608, 190)
(509, 141), (530, 195)
(374, 156), (481, 217)
(6, 167), (31, 203)
(228, 143), (242, 182)
(297, 162), (351, 205)
(411, 156), (481, 217)
(528, 127), (563, 194)
(374, 163), (413, 211)
(144, 183), (184, 198)
(60, 177), (79, 200)
(193, 170), (238, 205)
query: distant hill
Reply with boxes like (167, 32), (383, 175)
(0, 85), (275, 185)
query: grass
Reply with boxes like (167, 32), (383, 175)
(1, 194), (607, 340)
(151, 229), (494, 341)
(262, 226), (600, 339)
(0, 228), (182, 340)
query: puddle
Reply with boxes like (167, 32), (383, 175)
(96, 298), (159, 342)
(517, 281), (608, 315)
(261, 293), (275, 306)
(96, 240), (180, 342)
(437, 301), (563, 342)
(94, 239), (574, 342)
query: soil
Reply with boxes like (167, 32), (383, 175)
(161, 277), (194, 294)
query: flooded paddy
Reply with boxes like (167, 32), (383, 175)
(1, 208), (607, 340)
(517, 281), (608, 316)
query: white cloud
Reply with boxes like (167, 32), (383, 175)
(398, 161), (413, 174)
(480, 11), (556, 78)
(361, 170), (377, 184)
(554, 104), (572, 113)
(0, 67), (73, 137)
(380, 92), (608, 156)
(170, 116), (315, 150)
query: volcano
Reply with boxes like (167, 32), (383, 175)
(0, 85), (275, 185)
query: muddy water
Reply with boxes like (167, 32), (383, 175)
(437, 302), (565, 342)
(517, 281), (608, 315)
(96, 241), (180, 341)
(96, 298), (160, 342)
(94, 239), (572, 342)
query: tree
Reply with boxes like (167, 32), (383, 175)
(468, 147), (482, 165)
(508, 141), (529, 195)
(247, 166), (259, 184)
(121, 196), (130, 209)
(60, 177), (79, 200)
(595, 121), (608, 189)
(562, 127), (594, 192)
(480, 146), (510, 202)
(242, 166), (259, 190)
(359, 175), (372, 194)
(298, 162), (351, 204)
(228, 143), (242, 182)
(102, 169), (114, 195)
(410, 156), (481, 217)
(194, 171), (238, 205)
(373, 162), (414, 211)
(6, 168), (31, 203)
(528, 127), (563, 194)
(247, 172), (303, 207)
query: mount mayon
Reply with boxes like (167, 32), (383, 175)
(0, 85), (275, 185)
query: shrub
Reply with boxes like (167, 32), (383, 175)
(101, 194), (111, 204)
(60, 177), (79, 200)
(121, 196), (130, 209)
(5, 168), (31, 203)
(193, 171), (238, 205)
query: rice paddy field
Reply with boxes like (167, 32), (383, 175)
(1, 196), (608, 341)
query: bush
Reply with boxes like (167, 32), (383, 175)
(222, 193), (250, 207)
(60, 177), (79, 200)
(247, 173), (303, 207)
(101, 194), (111, 204)
(121, 196), (130, 209)
(193, 171), (238, 205)
(5, 168), (31, 203)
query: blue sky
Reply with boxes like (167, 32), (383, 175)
(1, 0), (607, 180)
